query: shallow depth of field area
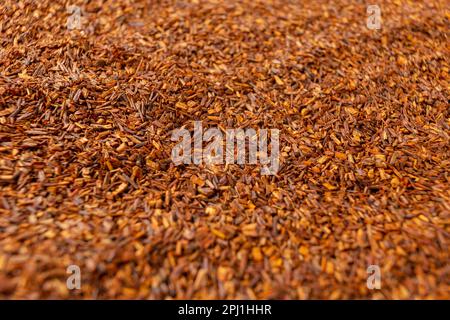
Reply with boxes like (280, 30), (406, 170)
(0, 0), (448, 299)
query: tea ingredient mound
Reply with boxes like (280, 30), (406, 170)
(0, 0), (448, 299)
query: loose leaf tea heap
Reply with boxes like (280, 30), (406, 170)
(0, 0), (448, 299)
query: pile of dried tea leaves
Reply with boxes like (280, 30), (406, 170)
(0, 0), (449, 299)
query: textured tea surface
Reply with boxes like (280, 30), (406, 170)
(0, 0), (449, 299)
